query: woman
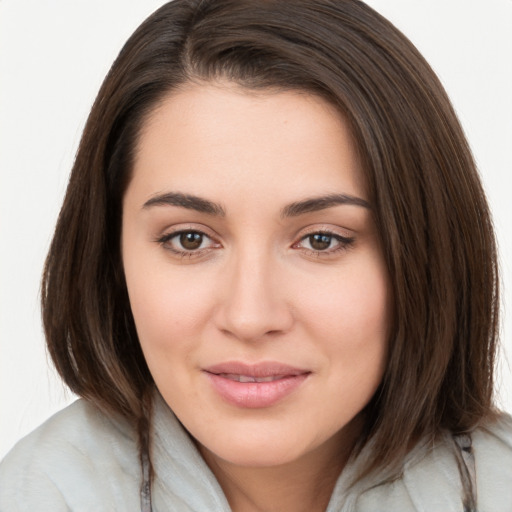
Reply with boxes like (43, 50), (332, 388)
(1, 1), (511, 510)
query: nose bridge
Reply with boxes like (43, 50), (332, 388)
(217, 242), (292, 341)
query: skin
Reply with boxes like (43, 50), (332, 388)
(122, 82), (390, 512)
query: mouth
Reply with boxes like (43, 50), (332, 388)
(215, 373), (289, 383)
(203, 362), (311, 408)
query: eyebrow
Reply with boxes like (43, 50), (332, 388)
(281, 193), (371, 217)
(142, 191), (370, 217)
(142, 192), (226, 216)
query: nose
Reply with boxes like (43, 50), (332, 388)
(213, 248), (294, 342)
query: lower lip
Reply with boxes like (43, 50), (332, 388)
(205, 372), (309, 408)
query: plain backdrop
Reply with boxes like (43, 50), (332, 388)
(1, 0), (511, 459)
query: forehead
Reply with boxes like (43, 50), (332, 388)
(129, 82), (366, 207)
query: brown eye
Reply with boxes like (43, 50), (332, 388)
(294, 231), (355, 255)
(308, 233), (332, 250)
(157, 229), (220, 257)
(179, 232), (203, 250)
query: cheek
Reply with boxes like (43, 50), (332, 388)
(122, 243), (217, 358)
(297, 256), (390, 350)
(342, 270), (390, 341)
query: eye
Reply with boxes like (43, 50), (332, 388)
(305, 233), (336, 251)
(295, 231), (355, 255)
(178, 231), (205, 250)
(157, 229), (219, 255)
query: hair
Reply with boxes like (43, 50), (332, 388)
(42, 0), (499, 485)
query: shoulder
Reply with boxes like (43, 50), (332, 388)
(0, 399), (140, 512)
(352, 413), (512, 511)
(472, 412), (512, 509)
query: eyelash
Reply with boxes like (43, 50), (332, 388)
(156, 229), (355, 259)
(293, 230), (355, 256)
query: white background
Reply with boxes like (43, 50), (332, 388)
(1, 0), (511, 459)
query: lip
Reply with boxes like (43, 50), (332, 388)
(203, 361), (311, 408)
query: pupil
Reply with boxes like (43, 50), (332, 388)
(180, 232), (202, 250)
(310, 234), (331, 250)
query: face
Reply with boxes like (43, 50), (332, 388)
(122, 83), (390, 469)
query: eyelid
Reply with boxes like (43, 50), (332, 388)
(296, 224), (354, 239)
(156, 223), (219, 241)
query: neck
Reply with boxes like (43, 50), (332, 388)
(199, 418), (362, 512)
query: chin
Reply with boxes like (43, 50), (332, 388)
(196, 420), (325, 469)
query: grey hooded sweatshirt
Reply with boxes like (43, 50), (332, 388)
(1, 393), (512, 511)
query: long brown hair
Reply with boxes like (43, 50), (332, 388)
(42, 0), (499, 482)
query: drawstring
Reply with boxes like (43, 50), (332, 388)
(453, 433), (477, 511)
(141, 448), (152, 512)
(139, 386), (154, 512)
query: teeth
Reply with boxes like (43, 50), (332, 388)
(219, 373), (283, 383)
(239, 375), (257, 383)
(256, 376), (280, 382)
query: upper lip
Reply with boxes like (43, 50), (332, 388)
(203, 361), (310, 378)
